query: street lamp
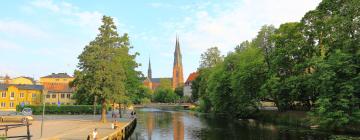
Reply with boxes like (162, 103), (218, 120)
(41, 90), (46, 137)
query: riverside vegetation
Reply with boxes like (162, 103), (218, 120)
(190, 0), (360, 133)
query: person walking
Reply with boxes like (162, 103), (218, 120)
(92, 128), (98, 140)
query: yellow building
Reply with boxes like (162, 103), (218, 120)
(40, 73), (75, 105)
(9, 77), (36, 85)
(0, 84), (44, 111)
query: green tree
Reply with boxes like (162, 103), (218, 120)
(152, 88), (179, 103)
(252, 25), (276, 71)
(73, 16), (131, 122)
(199, 47), (223, 68)
(301, 0), (360, 129)
(174, 86), (184, 98)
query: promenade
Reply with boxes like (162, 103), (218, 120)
(3, 115), (130, 140)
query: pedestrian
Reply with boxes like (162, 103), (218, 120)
(92, 128), (98, 140)
(112, 110), (116, 118)
(131, 111), (134, 118)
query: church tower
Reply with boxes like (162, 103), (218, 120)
(148, 57), (152, 79)
(172, 36), (184, 89)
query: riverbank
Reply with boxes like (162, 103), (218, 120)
(187, 107), (360, 139)
(252, 110), (360, 134)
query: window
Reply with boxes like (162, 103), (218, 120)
(10, 92), (15, 99)
(1, 102), (5, 107)
(32, 93), (36, 98)
(46, 95), (50, 98)
(20, 93), (24, 98)
(66, 94), (71, 99)
(52, 94), (56, 98)
(1, 92), (6, 98)
(10, 102), (14, 108)
(61, 94), (65, 98)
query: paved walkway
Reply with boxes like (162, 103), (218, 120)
(2, 115), (130, 140)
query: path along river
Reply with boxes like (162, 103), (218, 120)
(128, 107), (351, 140)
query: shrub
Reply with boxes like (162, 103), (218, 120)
(16, 105), (110, 115)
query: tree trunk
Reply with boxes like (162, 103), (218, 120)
(118, 103), (122, 118)
(100, 99), (107, 123)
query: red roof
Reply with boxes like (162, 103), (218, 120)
(185, 72), (199, 84)
(43, 83), (73, 93)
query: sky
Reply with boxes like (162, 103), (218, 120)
(0, 0), (321, 80)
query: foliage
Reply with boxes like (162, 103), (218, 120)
(174, 86), (184, 97)
(199, 47), (223, 68)
(191, 0), (360, 131)
(159, 79), (172, 89)
(72, 16), (141, 122)
(152, 87), (179, 103)
(16, 105), (109, 115)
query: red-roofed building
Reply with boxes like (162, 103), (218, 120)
(40, 73), (75, 105)
(183, 72), (199, 97)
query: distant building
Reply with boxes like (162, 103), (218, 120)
(143, 36), (184, 90)
(0, 75), (10, 84)
(183, 72), (199, 97)
(10, 77), (36, 85)
(40, 73), (75, 105)
(40, 73), (74, 84)
(0, 84), (44, 111)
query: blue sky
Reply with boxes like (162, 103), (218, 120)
(0, 0), (321, 80)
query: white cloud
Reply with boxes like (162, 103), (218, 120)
(0, 20), (48, 39)
(168, 0), (321, 54)
(0, 39), (23, 50)
(31, 0), (60, 12)
(30, 0), (103, 32)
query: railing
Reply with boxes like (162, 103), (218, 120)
(87, 118), (137, 140)
(0, 121), (32, 139)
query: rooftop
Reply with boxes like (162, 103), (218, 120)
(185, 72), (199, 84)
(42, 73), (73, 78)
(0, 84), (44, 90)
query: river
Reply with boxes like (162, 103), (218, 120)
(128, 107), (342, 140)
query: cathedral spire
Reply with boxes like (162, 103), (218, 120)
(172, 36), (184, 89)
(148, 57), (152, 79)
(174, 35), (182, 66)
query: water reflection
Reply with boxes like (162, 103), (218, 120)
(129, 108), (329, 140)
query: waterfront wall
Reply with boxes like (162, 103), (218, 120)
(89, 118), (137, 140)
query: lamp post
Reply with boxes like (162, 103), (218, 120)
(93, 95), (97, 119)
(41, 90), (46, 137)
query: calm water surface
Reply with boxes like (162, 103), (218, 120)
(129, 107), (330, 140)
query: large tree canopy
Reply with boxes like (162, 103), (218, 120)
(72, 16), (141, 122)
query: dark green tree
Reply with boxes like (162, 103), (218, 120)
(73, 16), (133, 122)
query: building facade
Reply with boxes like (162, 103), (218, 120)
(0, 84), (44, 111)
(143, 37), (184, 90)
(183, 72), (198, 97)
(40, 73), (75, 105)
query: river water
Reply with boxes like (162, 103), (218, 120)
(129, 107), (331, 140)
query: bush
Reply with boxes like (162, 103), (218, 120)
(152, 87), (179, 103)
(16, 105), (110, 115)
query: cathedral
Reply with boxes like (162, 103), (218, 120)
(143, 36), (184, 90)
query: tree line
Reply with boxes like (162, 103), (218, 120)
(191, 0), (359, 130)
